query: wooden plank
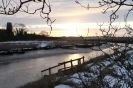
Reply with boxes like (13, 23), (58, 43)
(41, 64), (59, 72)
(41, 56), (85, 75)
(41, 68), (49, 72)
(58, 56), (84, 65)
(78, 59), (81, 65)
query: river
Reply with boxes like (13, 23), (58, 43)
(0, 46), (111, 88)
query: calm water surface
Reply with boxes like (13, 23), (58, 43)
(0, 48), (110, 88)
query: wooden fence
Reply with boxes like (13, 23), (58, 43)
(41, 56), (85, 76)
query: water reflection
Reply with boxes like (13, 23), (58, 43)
(0, 47), (113, 88)
(68, 54), (82, 60)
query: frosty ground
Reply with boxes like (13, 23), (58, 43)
(54, 50), (133, 88)
(20, 49), (133, 88)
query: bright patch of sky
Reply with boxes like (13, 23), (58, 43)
(0, 0), (133, 36)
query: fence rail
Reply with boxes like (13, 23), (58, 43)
(41, 56), (85, 76)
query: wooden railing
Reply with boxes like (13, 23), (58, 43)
(41, 56), (85, 76)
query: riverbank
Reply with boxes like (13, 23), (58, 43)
(0, 45), (109, 64)
(0, 40), (105, 56)
(0, 45), (111, 88)
(19, 54), (111, 88)
(19, 49), (132, 88)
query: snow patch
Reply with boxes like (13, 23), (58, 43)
(101, 60), (111, 66)
(126, 50), (133, 55)
(87, 63), (93, 67)
(113, 65), (127, 76)
(54, 84), (72, 88)
(103, 75), (117, 87)
(37, 43), (48, 48)
(70, 73), (82, 84)
(70, 72), (97, 85)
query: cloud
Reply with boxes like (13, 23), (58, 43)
(51, 7), (101, 17)
(1, 0), (133, 36)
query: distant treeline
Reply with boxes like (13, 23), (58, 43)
(1, 22), (133, 43)
(0, 22), (50, 41)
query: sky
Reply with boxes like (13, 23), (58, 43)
(0, 0), (133, 37)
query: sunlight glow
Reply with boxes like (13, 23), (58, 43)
(50, 23), (98, 37)
(24, 21), (133, 37)
(25, 23), (99, 37)
(67, 54), (83, 65)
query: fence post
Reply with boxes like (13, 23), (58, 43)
(83, 56), (85, 63)
(64, 63), (66, 70)
(49, 68), (51, 75)
(78, 59), (81, 65)
(41, 56), (85, 76)
(70, 59), (73, 68)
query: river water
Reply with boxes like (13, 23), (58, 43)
(0, 47), (111, 88)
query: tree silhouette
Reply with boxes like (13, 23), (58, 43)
(0, 0), (55, 35)
(0, 0), (50, 15)
(73, 1), (133, 88)
(76, 0), (133, 37)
